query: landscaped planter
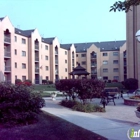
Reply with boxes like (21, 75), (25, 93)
(124, 98), (140, 106)
(135, 110), (140, 118)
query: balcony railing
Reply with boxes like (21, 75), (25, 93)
(5, 66), (11, 71)
(91, 71), (97, 75)
(72, 55), (74, 59)
(35, 45), (39, 50)
(4, 51), (11, 57)
(35, 67), (39, 73)
(55, 60), (58, 64)
(55, 51), (58, 55)
(35, 57), (39, 61)
(35, 80), (39, 84)
(4, 36), (11, 43)
(91, 55), (97, 59)
(91, 64), (97, 67)
(55, 70), (58, 74)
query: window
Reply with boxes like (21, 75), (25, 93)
(45, 45), (48, 50)
(76, 54), (78, 57)
(15, 75), (17, 80)
(22, 51), (26, 56)
(65, 60), (67, 63)
(103, 77), (108, 80)
(103, 68), (108, 72)
(113, 68), (119, 72)
(113, 52), (119, 56)
(103, 60), (108, 65)
(15, 49), (17, 55)
(82, 61), (86, 65)
(46, 76), (49, 80)
(22, 38), (26, 44)
(15, 36), (17, 42)
(22, 76), (26, 81)
(65, 68), (67, 72)
(103, 53), (108, 56)
(65, 51), (67, 55)
(22, 63), (26, 69)
(114, 76), (119, 80)
(45, 56), (48, 60)
(81, 54), (86, 57)
(113, 60), (119, 64)
(46, 66), (48, 71)
(15, 62), (17, 68)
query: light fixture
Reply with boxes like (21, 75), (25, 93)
(135, 30), (140, 42)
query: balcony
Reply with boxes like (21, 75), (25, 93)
(35, 79), (39, 84)
(91, 71), (97, 75)
(55, 51), (58, 55)
(35, 67), (39, 73)
(35, 57), (39, 61)
(91, 64), (97, 67)
(4, 51), (11, 58)
(55, 70), (58, 74)
(4, 66), (11, 72)
(72, 55), (74, 59)
(91, 55), (96, 58)
(35, 45), (39, 50)
(55, 60), (58, 65)
(4, 36), (11, 44)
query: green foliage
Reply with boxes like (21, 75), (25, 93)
(15, 79), (22, 84)
(123, 78), (138, 90)
(56, 79), (105, 102)
(110, 0), (140, 12)
(0, 82), (45, 125)
(60, 100), (105, 113)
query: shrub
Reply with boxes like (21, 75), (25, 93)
(15, 79), (22, 84)
(48, 80), (53, 84)
(107, 80), (111, 83)
(0, 82), (45, 125)
(60, 100), (79, 108)
(60, 100), (105, 113)
(112, 79), (118, 83)
(42, 80), (47, 84)
(137, 103), (140, 112)
(72, 103), (105, 113)
(123, 78), (138, 90)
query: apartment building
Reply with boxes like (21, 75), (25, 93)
(0, 16), (126, 84)
(62, 41), (126, 81)
(126, 5), (140, 87)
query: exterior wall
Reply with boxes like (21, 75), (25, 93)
(41, 42), (50, 80)
(127, 5), (140, 87)
(13, 34), (28, 82)
(0, 16), (127, 84)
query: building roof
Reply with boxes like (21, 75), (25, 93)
(60, 44), (72, 50)
(15, 28), (34, 37)
(75, 40), (126, 53)
(42, 37), (55, 44)
(69, 63), (90, 75)
(0, 17), (4, 21)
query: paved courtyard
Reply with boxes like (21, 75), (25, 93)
(42, 95), (140, 140)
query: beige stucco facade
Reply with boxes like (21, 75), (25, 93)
(126, 5), (140, 87)
(0, 16), (127, 84)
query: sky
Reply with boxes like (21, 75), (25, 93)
(0, 0), (126, 44)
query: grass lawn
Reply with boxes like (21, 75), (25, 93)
(33, 84), (57, 91)
(105, 82), (125, 90)
(0, 111), (107, 140)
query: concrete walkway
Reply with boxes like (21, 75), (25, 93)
(42, 97), (140, 140)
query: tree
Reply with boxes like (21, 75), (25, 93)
(110, 0), (140, 12)
(122, 78), (138, 90)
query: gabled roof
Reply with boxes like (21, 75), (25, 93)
(74, 42), (94, 53)
(60, 44), (72, 50)
(0, 17), (4, 21)
(42, 37), (55, 44)
(15, 28), (35, 37)
(75, 40), (126, 53)
(69, 63), (90, 75)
